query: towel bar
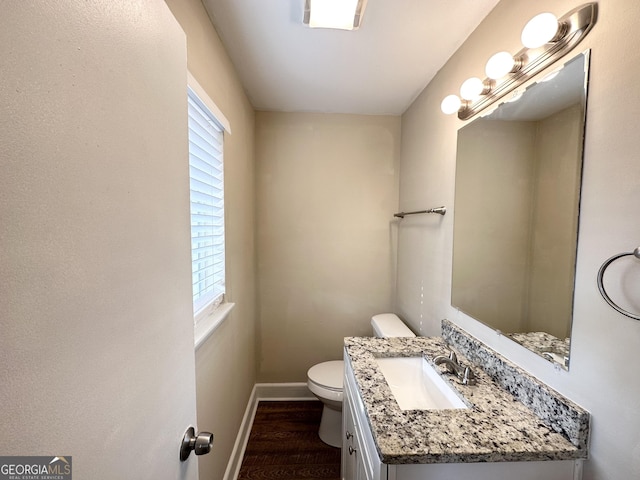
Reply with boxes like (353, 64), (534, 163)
(394, 206), (446, 218)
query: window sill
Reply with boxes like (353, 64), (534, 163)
(194, 302), (236, 351)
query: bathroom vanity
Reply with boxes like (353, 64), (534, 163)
(342, 326), (589, 480)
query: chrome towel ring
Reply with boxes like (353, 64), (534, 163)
(597, 246), (640, 320)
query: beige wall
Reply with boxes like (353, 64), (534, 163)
(399, 0), (640, 478)
(164, 1), (257, 479)
(255, 112), (401, 382)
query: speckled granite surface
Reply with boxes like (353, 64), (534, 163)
(508, 331), (570, 367)
(509, 331), (570, 358)
(442, 320), (589, 450)
(344, 335), (588, 464)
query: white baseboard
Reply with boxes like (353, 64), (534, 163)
(223, 384), (258, 480)
(223, 383), (319, 480)
(255, 382), (317, 401)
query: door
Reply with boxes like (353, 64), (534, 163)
(0, 2), (198, 479)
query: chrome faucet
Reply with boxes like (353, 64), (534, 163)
(433, 351), (476, 385)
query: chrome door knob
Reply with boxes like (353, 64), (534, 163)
(180, 426), (214, 461)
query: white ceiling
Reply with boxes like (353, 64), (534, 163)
(202, 0), (501, 115)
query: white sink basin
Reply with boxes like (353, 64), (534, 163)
(375, 356), (468, 411)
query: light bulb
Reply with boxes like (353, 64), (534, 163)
(460, 77), (484, 101)
(521, 12), (559, 48)
(441, 95), (462, 115)
(485, 51), (515, 79)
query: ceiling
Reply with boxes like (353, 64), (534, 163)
(202, 0), (501, 115)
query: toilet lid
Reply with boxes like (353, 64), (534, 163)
(307, 360), (344, 390)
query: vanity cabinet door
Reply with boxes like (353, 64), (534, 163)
(343, 377), (371, 480)
(342, 394), (358, 480)
(344, 352), (388, 480)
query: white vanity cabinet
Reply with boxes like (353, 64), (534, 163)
(342, 353), (580, 480)
(342, 354), (387, 480)
(341, 392), (365, 480)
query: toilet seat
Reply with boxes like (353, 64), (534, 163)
(307, 360), (344, 402)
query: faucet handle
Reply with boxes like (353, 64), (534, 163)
(448, 351), (458, 364)
(462, 367), (476, 386)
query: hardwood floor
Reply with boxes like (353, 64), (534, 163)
(238, 401), (341, 480)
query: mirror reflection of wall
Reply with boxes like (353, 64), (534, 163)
(452, 51), (589, 369)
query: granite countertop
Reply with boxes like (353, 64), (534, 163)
(344, 336), (586, 465)
(508, 331), (570, 361)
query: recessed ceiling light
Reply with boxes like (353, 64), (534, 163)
(303, 0), (368, 31)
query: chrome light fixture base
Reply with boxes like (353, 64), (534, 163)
(457, 3), (597, 120)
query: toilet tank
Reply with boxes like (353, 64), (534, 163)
(371, 313), (415, 338)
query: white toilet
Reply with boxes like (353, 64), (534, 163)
(306, 313), (415, 447)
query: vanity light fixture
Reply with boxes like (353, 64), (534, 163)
(485, 51), (522, 80)
(520, 12), (565, 48)
(303, 0), (368, 30)
(460, 77), (489, 101)
(441, 3), (597, 120)
(440, 94), (462, 115)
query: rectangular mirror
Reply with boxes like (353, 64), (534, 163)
(451, 51), (590, 370)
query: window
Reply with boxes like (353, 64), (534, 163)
(188, 86), (225, 316)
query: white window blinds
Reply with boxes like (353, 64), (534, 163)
(188, 87), (225, 315)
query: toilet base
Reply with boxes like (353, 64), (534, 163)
(318, 403), (342, 448)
